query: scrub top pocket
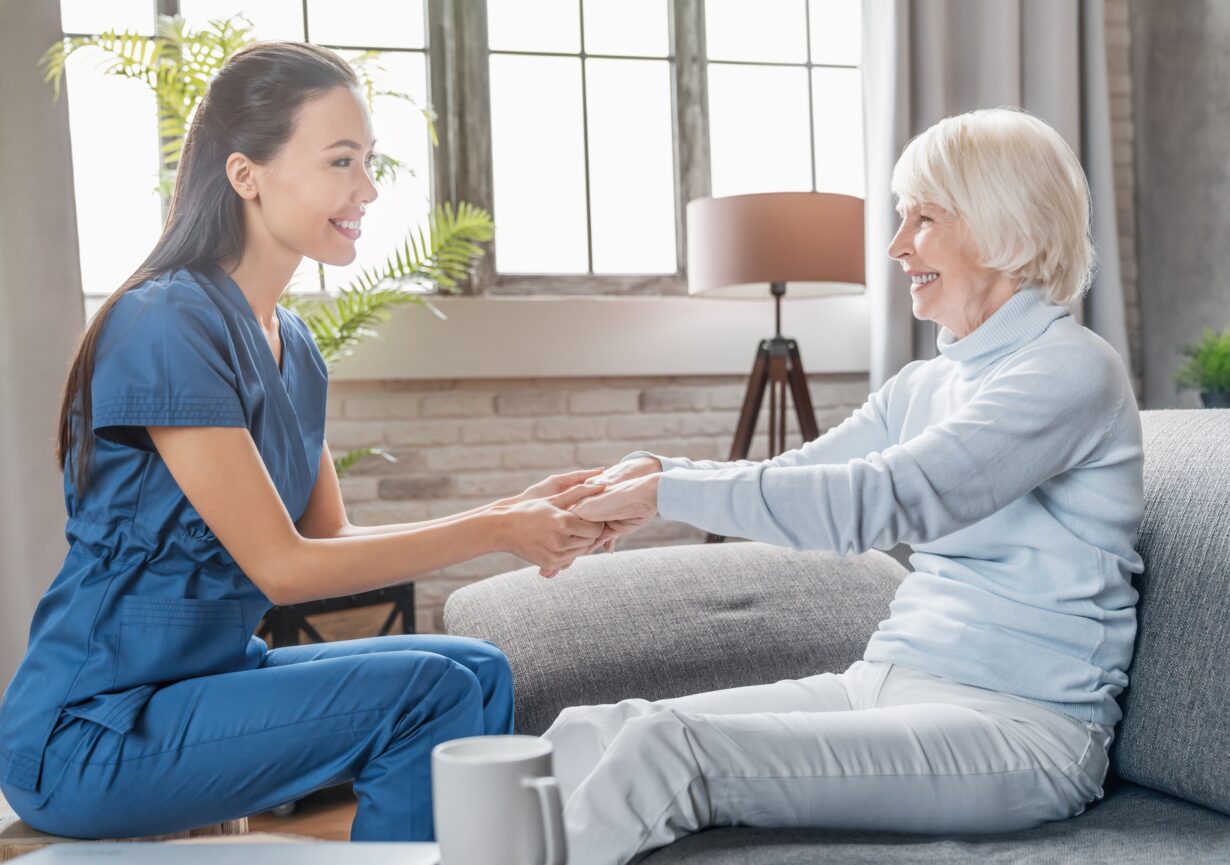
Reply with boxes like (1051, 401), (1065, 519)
(114, 596), (247, 691)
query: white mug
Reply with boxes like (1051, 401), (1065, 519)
(432, 734), (568, 865)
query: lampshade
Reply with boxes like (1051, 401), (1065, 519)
(686, 191), (865, 299)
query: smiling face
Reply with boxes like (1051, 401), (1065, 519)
(887, 201), (1020, 339)
(235, 85), (380, 269)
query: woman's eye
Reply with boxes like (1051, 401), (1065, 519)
(333, 154), (379, 168)
(918, 215), (932, 223)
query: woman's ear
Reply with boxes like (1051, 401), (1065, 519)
(225, 152), (259, 201)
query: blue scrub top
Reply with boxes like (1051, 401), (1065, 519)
(0, 262), (328, 798)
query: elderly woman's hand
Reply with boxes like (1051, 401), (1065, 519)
(580, 456), (662, 489)
(577, 472), (660, 548)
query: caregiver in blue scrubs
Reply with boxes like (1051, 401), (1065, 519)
(0, 41), (607, 841)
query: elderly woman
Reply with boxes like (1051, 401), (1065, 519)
(546, 106), (1145, 865)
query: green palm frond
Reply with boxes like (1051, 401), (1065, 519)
(332, 446), (397, 476)
(285, 283), (428, 368)
(39, 14), (255, 172)
(398, 201), (495, 291)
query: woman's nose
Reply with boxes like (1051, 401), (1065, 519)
(887, 224), (912, 261)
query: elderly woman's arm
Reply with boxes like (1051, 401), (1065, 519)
(650, 344), (1130, 553)
(619, 366), (913, 474)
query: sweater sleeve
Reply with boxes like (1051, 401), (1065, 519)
(620, 366), (909, 473)
(656, 344), (1125, 552)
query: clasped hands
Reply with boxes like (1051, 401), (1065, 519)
(495, 457), (662, 578)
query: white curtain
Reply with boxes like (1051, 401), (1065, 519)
(862, 0), (1132, 389)
(0, 1), (85, 689)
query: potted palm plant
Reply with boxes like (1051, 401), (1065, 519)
(40, 13), (495, 475)
(1175, 326), (1230, 408)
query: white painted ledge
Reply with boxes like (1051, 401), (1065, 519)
(330, 293), (870, 381)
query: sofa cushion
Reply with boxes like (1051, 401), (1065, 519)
(444, 542), (907, 735)
(1111, 409), (1230, 816)
(643, 781), (1230, 864)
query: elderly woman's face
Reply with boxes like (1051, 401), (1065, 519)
(887, 202), (1017, 338)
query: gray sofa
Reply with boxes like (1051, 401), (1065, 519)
(444, 409), (1230, 863)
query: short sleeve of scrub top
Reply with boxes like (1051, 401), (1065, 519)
(90, 281), (249, 450)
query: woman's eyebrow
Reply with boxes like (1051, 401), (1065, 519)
(323, 138), (378, 151)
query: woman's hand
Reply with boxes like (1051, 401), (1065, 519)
(502, 467), (607, 507)
(492, 483), (606, 575)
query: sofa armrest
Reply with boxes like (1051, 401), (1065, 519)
(444, 540), (907, 735)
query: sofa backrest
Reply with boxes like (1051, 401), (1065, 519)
(1111, 409), (1229, 816)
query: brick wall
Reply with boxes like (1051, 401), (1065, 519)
(306, 2), (1139, 641)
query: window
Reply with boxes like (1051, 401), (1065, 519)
(486, 0), (677, 276)
(63, 0), (862, 309)
(706, 0), (863, 198)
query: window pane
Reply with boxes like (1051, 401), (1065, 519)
(809, 0), (861, 66)
(488, 0), (580, 53)
(812, 67), (863, 197)
(708, 65), (812, 197)
(59, 0), (154, 35)
(582, 0), (669, 57)
(705, 0), (807, 64)
(306, 0), (425, 49)
(65, 48), (162, 297)
(586, 59), (676, 274)
(321, 52), (433, 292)
(489, 55), (588, 273)
(178, 0), (304, 40)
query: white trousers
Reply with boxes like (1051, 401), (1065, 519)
(541, 660), (1115, 865)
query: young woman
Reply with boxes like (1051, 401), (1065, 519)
(0, 41), (605, 842)
(553, 107), (1145, 865)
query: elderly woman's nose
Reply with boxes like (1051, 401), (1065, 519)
(888, 223), (913, 260)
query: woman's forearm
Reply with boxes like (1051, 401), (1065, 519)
(336, 498), (512, 539)
(268, 507), (507, 605)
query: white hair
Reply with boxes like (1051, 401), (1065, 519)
(890, 106), (1096, 306)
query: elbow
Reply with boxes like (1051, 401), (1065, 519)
(256, 571), (296, 607)
(250, 538), (311, 606)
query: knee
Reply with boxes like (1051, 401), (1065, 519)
(470, 639), (514, 695)
(414, 654), (485, 715)
(607, 709), (689, 758)
(546, 699), (663, 749)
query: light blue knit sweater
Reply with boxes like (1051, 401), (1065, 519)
(625, 285), (1145, 726)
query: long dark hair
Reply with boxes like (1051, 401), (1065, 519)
(56, 41), (357, 496)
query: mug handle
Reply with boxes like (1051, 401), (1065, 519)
(523, 776), (568, 865)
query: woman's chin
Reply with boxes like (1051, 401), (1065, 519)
(315, 247), (358, 268)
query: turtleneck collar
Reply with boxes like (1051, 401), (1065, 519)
(936, 284), (1070, 378)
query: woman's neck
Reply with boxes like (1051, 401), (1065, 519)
(216, 248), (299, 330)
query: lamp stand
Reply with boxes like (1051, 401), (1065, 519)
(706, 282), (820, 544)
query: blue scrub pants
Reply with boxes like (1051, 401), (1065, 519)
(9, 635), (514, 841)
